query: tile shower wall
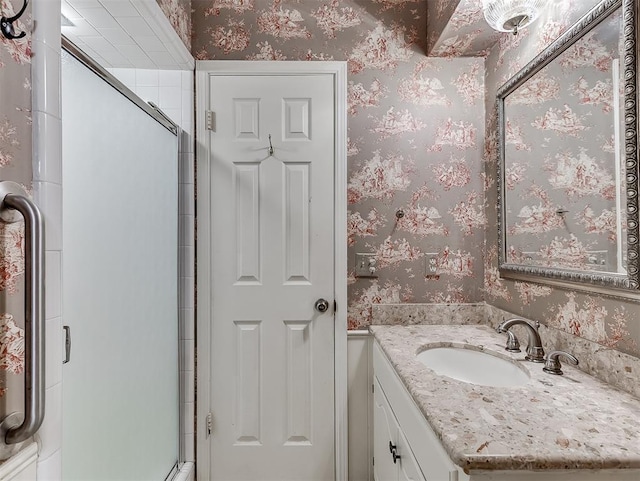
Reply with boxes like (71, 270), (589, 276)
(0, 0), (32, 432)
(191, 0), (486, 329)
(31, 0), (65, 476)
(483, 0), (640, 358)
(109, 66), (196, 462)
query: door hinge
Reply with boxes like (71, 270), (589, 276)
(372, 457), (375, 466)
(206, 412), (213, 438)
(372, 383), (375, 393)
(333, 300), (337, 313)
(206, 111), (215, 131)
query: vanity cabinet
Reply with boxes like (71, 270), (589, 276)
(373, 338), (640, 481)
(373, 342), (467, 481)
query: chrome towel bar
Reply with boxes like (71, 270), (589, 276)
(0, 181), (45, 449)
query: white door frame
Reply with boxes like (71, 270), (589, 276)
(195, 60), (348, 481)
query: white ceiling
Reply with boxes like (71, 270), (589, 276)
(61, 0), (192, 70)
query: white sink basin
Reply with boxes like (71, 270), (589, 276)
(416, 346), (530, 388)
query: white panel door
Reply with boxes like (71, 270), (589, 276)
(208, 74), (335, 481)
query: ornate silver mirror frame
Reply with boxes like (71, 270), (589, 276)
(497, 0), (639, 300)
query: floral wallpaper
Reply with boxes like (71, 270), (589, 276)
(189, 0), (640, 357)
(484, 0), (640, 357)
(427, 0), (498, 57)
(191, 0), (486, 329)
(0, 0), (32, 403)
(157, 0), (193, 50)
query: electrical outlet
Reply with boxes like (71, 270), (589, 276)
(355, 253), (378, 278)
(424, 253), (439, 277)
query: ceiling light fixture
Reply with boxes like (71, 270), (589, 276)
(482, 0), (548, 35)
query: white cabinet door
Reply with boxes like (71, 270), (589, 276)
(374, 378), (399, 481)
(374, 377), (426, 481)
(374, 342), (464, 481)
(396, 428), (426, 481)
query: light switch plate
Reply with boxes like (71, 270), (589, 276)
(355, 252), (378, 278)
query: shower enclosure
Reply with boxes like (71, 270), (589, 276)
(60, 45), (179, 480)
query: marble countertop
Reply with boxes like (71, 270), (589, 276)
(370, 324), (640, 473)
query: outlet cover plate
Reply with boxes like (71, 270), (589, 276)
(355, 253), (378, 278)
(424, 253), (439, 276)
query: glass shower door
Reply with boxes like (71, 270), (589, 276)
(61, 49), (179, 481)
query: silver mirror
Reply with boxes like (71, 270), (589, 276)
(497, 0), (639, 299)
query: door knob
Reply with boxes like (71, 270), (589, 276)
(314, 299), (330, 313)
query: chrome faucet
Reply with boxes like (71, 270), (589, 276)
(543, 350), (579, 375)
(496, 318), (545, 363)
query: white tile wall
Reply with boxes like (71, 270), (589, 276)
(35, 448), (61, 480)
(32, 1), (196, 478)
(32, 113), (62, 185)
(33, 182), (62, 252)
(32, 2), (63, 477)
(44, 252), (61, 320)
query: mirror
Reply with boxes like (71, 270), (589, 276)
(497, 0), (639, 298)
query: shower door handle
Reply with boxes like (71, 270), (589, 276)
(63, 326), (71, 364)
(0, 181), (45, 446)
